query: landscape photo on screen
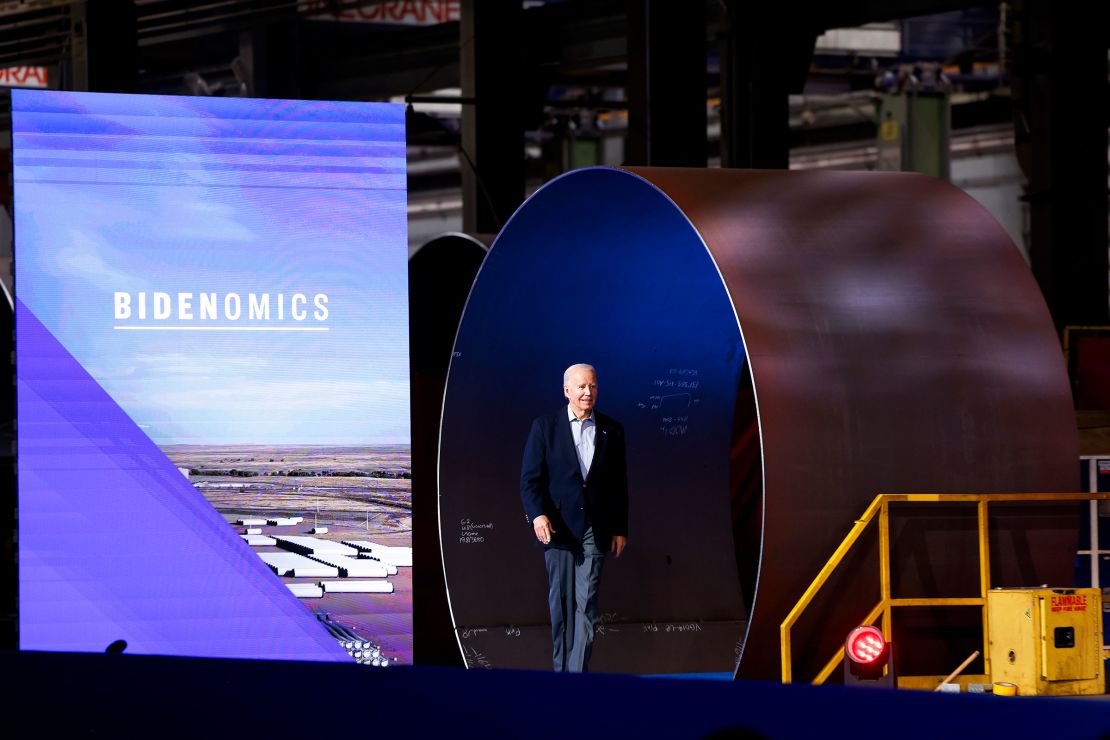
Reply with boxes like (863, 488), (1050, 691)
(13, 90), (411, 664)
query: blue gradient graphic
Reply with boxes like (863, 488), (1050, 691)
(13, 91), (408, 445)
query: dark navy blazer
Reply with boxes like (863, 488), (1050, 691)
(520, 407), (629, 552)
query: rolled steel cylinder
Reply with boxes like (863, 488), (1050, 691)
(438, 167), (1078, 680)
(410, 232), (489, 667)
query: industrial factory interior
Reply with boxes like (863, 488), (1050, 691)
(0, 1), (1108, 737)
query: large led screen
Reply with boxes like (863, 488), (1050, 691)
(13, 90), (411, 663)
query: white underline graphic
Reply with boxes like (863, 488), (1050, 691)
(113, 325), (330, 331)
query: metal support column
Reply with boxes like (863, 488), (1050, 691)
(83, 0), (137, 92)
(239, 22), (301, 99)
(459, 0), (525, 235)
(625, 0), (707, 167)
(64, 0), (87, 91)
(1013, 0), (1110, 329)
(717, 2), (816, 169)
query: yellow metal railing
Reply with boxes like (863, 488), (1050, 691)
(780, 492), (1110, 685)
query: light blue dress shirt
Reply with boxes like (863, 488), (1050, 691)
(567, 404), (596, 479)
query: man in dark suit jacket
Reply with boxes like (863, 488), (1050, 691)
(520, 363), (628, 672)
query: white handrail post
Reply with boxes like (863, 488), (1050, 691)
(1090, 458), (1100, 589)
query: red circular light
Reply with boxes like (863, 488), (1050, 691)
(845, 626), (887, 664)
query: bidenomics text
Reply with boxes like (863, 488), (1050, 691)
(114, 291), (330, 323)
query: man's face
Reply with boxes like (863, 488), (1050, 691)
(564, 368), (598, 419)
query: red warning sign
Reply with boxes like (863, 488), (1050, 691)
(1050, 593), (1088, 613)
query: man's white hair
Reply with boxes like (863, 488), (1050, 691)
(563, 363), (597, 386)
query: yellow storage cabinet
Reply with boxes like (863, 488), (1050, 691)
(987, 588), (1103, 696)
